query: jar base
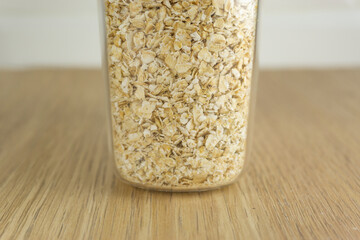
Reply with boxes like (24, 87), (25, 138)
(116, 175), (241, 193)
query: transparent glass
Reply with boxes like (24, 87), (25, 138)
(99, 0), (259, 192)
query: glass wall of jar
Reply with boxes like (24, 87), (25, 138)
(100, 0), (259, 191)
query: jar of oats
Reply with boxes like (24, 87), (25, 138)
(100, 0), (258, 191)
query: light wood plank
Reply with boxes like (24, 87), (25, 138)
(0, 69), (359, 239)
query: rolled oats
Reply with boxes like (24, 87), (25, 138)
(105, 0), (258, 190)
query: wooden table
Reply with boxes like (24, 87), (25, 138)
(0, 69), (359, 239)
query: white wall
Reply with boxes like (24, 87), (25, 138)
(0, 0), (360, 69)
(0, 0), (100, 68)
(260, 0), (360, 68)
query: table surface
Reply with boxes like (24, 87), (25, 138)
(0, 69), (359, 240)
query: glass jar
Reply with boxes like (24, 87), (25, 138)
(99, 0), (259, 192)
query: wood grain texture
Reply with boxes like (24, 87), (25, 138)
(0, 69), (359, 240)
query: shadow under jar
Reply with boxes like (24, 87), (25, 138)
(100, 0), (259, 192)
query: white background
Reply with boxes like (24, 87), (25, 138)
(0, 0), (359, 69)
